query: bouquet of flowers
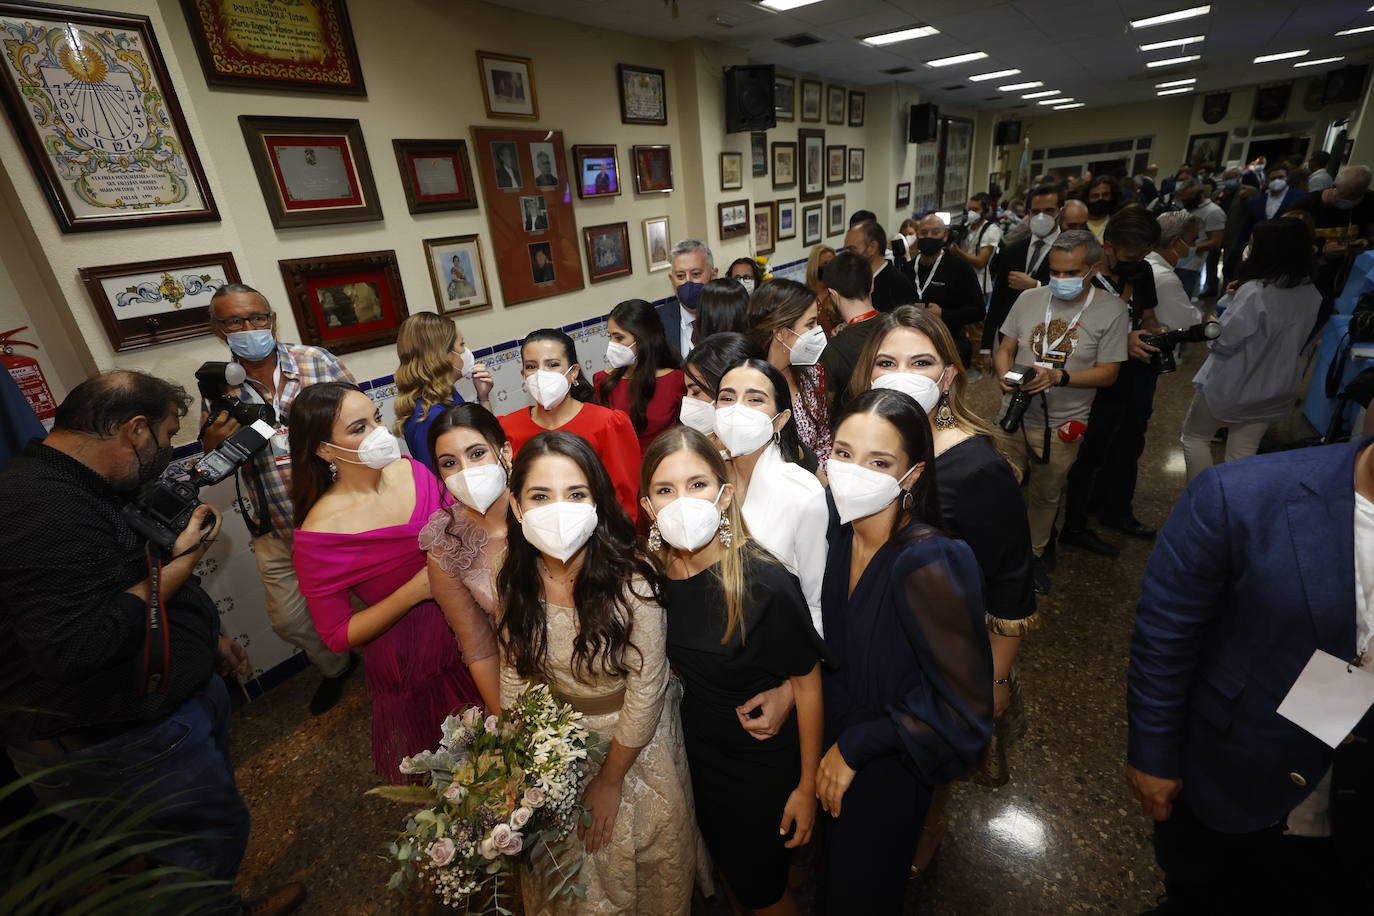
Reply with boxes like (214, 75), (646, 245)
(369, 685), (607, 913)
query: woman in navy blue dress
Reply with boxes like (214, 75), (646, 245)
(815, 388), (993, 914)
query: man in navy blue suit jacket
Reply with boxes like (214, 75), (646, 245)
(655, 238), (717, 360)
(1127, 437), (1374, 910)
(1234, 163), (1306, 253)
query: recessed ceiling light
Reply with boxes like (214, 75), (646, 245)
(1023, 89), (1061, 98)
(1139, 35), (1205, 51)
(1156, 77), (1197, 87)
(1053, 103), (1085, 110)
(862, 25), (940, 45)
(969, 68), (1020, 81)
(1039, 97), (1073, 105)
(1254, 49), (1309, 63)
(925, 51), (989, 67)
(1146, 54), (1202, 68)
(1130, 6), (1211, 29)
(1294, 55), (1346, 67)
(1000, 81), (1043, 91)
(760, 0), (825, 10)
(1157, 87), (1193, 96)
(1336, 25), (1374, 36)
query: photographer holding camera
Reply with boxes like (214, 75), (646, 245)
(201, 284), (357, 715)
(994, 230), (1130, 593)
(0, 370), (302, 913)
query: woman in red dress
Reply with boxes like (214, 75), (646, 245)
(499, 328), (641, 519)
(593, 298), (685, 454)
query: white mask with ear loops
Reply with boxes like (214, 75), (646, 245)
(526, 369), (573, 410)
(444, 463), (507, 514)
(714, 404), (779, 458)
(679, 397), (716, 435)
(827, 461), (916, 525)
(871, 372), (942, 413)
(327, 426), (401, 469)
(519, 502), (597, 562)
(653, 488), (725, 552)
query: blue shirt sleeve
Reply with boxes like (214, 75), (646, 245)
(403, 400), (457, 473)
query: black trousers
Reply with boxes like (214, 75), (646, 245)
(1064, 360), (1159, 530)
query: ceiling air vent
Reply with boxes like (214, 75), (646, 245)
(882, 66), (914, 75)
(942, 84), (965, 91)
(776, 33), (822, 48)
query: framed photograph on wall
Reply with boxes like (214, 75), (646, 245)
(799, 129), (825, 201)
(848, 148), (865, 182)
(896, 182), (912, 209)
(632, 145), (673, 193)
(826, 85), (846, 125)
(617, 63), (667, 125)
(424, 235), (491, 316)
(774, 75), (795, 121)
(79, 252), (239, 352)
(776, 198), (796, 241)
(239, 115), (381, 229)
(393, 139), (477, 214)
(800, 80), (822, 122)
(720, 151), (745, 191)
(718, 199), (750, 240)
(826, 145), (846, 186)
(753, 201), (775, 256)
(583, 222), (633, 283)
(180, 0), (365, 95)
(751, 132), (768, 177)
(826, 194), (845, 237)
(771, 141), (797, 190)
(643, 216), (671, 271)
(1185, 131), (1228, 170)
(278, 250), (410, 356)
(0, 3), (219, 233)
(572, 145), (621, 198)
(802, 203), (822, 246)
(849, 91), (865, 127)
(477, 51), (538, 119)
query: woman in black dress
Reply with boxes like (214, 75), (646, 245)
(640, 426), (828, 915)
(816, 388), (993, 914)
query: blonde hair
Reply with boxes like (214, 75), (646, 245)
(898, 218), (919, 235)
(392, 312), (458, 434)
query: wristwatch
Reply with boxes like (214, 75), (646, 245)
(1056, 369), (1072, 387)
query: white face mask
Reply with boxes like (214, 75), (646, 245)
(967, 209), (982, 225)
(714, 403), (779, 458)
(444, 462), (507, 515)
(871, 371), (942, 413)
(1028, 212), (1057, 238)
(828, 460), (915, 525)
(736, 276), (755, 294)
(1268, 178), (1287, 193)
(525, 368), (573, 410)
(781, 325), (826, 366)
(457, 347), (477, 380)
(519, 501), (597, 562)
(653, 488), (725, 552)
(679, 396), (716, 435)
(328, 426), (402, 470)
(605, 340), (636, 369)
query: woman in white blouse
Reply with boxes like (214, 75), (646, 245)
(1181, 218), (1323, 482)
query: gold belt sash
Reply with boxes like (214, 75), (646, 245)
(552, 686), (625, 716)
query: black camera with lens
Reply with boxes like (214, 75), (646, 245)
(999, 363), (1037, 433)
(945, 211), (969, 248)
(1142, 321), (1221, 374)
(196, 361), (276, 427)
(123, 420), (275, 553)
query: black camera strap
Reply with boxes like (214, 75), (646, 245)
(1021, 393), (1053, 466)
(142, 544), (170, 695)
(235, 467), (274, 539)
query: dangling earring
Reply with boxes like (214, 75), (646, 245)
(934, 392), (957, 430)
(717, 514), (733, 548)
(771, 429), (781, 445)
(647, 520), (663, 553)
(901, 490), (914, 510)
(328, 460), (339, 481)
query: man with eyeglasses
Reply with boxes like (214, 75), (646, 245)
(200, 284), (358, 714)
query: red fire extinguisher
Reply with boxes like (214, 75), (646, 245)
(1, 327), (57, 429)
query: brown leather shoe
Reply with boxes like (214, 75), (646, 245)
(243, 883), (306, 916)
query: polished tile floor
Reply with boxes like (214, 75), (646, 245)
(231, 343), (1271, 914)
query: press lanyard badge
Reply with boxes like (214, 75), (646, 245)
(1038, 288), (1093, 368)
(916, 251), (944, 301)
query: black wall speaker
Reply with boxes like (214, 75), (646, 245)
(725, 64), (777, 133)
(909, 103), (939, 143)
(995, 120), (1023, 146)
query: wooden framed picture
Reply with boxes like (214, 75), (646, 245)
(1185, 131), (1227, 170)
(239, 116), (381, 229)
(753, 201), (776, 256)
(477, 51), (538, 120)
(423, 235), (491, 316)
(79, 252), (239, 352)
(632, 145), (674, 194)
(643, 216), (671, 271)
(827, 85), (846, 125)
(774, 75), (795, 121)
(393, 139), (477, 214)
(473, 126), (583, 305)
(718, 199), (750, 241)
(802, 203), (823, 246)
(896, 182), (912, 208)
(777, 198), (797, 241)
(572, 145), (622, 198)
(0, 2), (218, 233)
(720, 151), (745, 191)
(826, 194), (846, 237)
(848, 148), (865, 182)
(800, 80), (822, 122)
(617, 63), (667, 125)
(278, 250), (410, 356)
(771, 142), (797, 190)
(799, 129), (825, 201)
(827, 145), (847, 187)
(751, 132), (768, 177)
(179, 0), (365, 95)
(583, 222), (633, 283)
(849, 91), (865, 127)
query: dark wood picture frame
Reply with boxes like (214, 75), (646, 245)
(776, 197), (797, 240)
(80, 252), (239, 352)
(774, 74), (795, 122)
(801, 79), (822, 123)
(826, 85), (846, 125)
(848, 147), (865, 182)
(753, 201), (776, 256)
(771, 141), (797, 190)
(572, 145), (623, 199)
(826, 193), (846, 237)
(1185, 131), (1228, 170)
(179, 0), (366, 95)
(718, 199), (750, 241)
(896, 181), (912, 208)
(477, 50), (538, 120)
(583, 222), (633, 283)
(849, 90), (865, 127)
(799, 128), (825, 201)
(802, 203), (823, 246)
(424, 234), (492, 316)
(827, 144), (847, 187)
(617, 63), (668, 125)
(239, 115), (381, 228)
(393, 139), (478, 214)
(0, 2), (219, 233)
(632, 145), (674, 194)
(278, 250), (409, 356)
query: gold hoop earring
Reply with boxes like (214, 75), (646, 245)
(771, 429), (781, 446)
(901, 490), (914, 510)
(647, 520), (663, 553)
(717, 515), (733, 548)
(934, 393), (957, 430)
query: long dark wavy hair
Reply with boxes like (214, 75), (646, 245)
(428, 402), (510, 537)
(1239, 217), (1316, 289)
(594, 299), (680, 433)
(719, 358), (809, 467)
(497, 431), (662, 684)
(287, 381), (365, 528)
(683, 332), (764, 398)
(522, 329), (596, 404)
(831, 388), (944, 539)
